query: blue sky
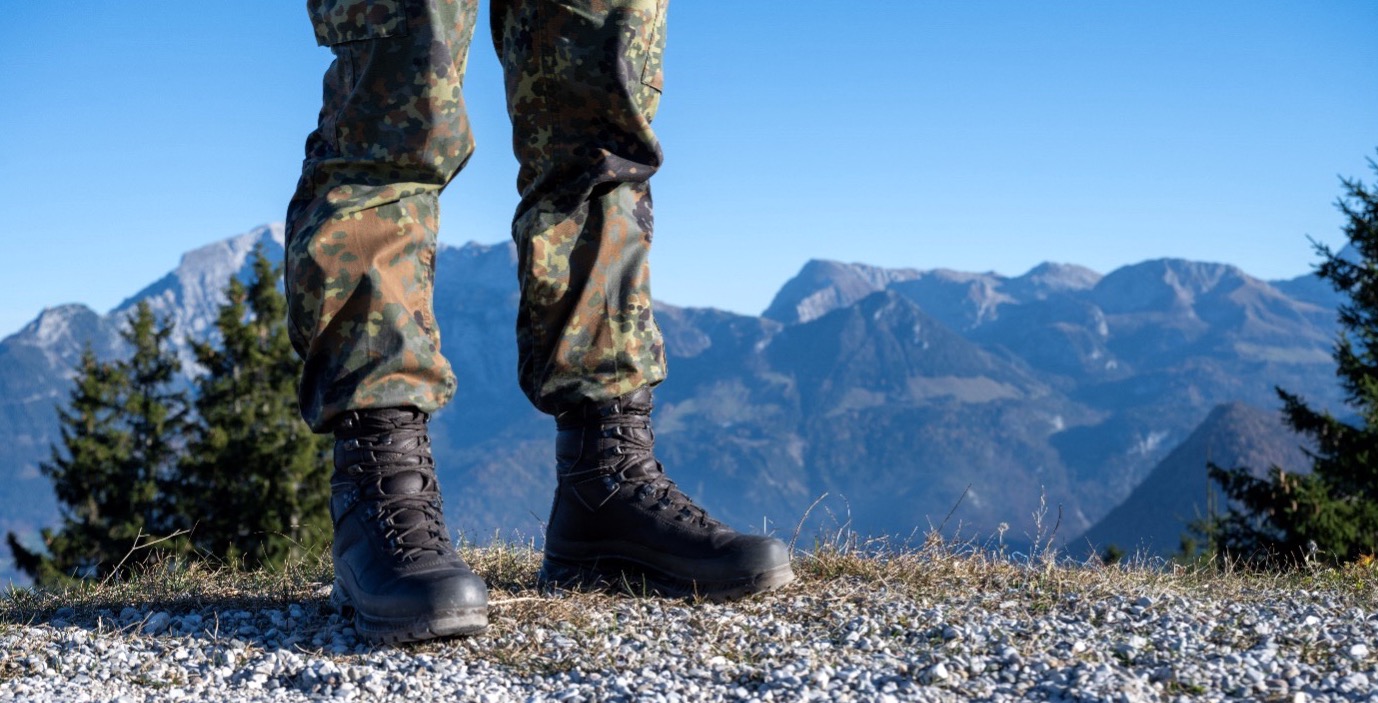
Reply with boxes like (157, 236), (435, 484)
(2, 2), (1376, 338)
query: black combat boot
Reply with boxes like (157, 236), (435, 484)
(330, 408), (487, 642)
(538, 387), (794, 599)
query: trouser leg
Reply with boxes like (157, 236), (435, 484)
(492, 0), (670, 415)
(285, 0), (479, 432)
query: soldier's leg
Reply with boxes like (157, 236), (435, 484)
(491, 0), (669, 414)
(286, 0), (488, 643)
(286, 0), (479, 433)
(493, 0), (794, 599)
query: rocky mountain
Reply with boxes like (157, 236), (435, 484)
(119, 224), (287, 371)
(1076, 401), (1311, 558)
(762, 260), (921, 325)
(0, 225), (1348, 584)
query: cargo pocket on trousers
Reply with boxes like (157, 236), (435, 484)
(309, 0), (410, 46)
(638, 0), (667, 92)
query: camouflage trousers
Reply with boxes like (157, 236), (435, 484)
(285, 0), (669, 431)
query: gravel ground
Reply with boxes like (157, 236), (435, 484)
(4, 557), (1378, 702)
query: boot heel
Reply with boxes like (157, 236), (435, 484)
(329, 580), (356, 617)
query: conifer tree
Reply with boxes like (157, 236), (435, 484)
(5, 302), (189, 584)
(171, 244), (332, 567)
(1208, 158), (1378, 566)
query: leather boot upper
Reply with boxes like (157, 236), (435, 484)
(331, 407), (486, 619)
(545, 388), (790, 584)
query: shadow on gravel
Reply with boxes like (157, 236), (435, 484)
(0, 543), (567, 656)
(0, 582), (393, 654)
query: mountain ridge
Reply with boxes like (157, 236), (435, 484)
(0, 224), (1349, 585)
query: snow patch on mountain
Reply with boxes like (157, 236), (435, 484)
(5, 304), (109, 376)
(111, 224), (285, 368)
(18, 304), (97, 350)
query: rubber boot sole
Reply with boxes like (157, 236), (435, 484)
(331, 580), (488, 644)
(536, 553), (795, 601)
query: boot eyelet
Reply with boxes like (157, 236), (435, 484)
(343, 439), (360, 451)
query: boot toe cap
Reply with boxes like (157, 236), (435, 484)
(726, 534), (792, 573)
(342, 559), (489, 619)
(389, 566), (489, 615)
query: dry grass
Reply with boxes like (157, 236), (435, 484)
(798, 533), (1378, 606)
(0, 551), (335, 635)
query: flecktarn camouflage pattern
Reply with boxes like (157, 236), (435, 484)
(286, 0), (669, 430)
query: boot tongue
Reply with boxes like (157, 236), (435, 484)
(381, 470), (426, 495)
(379, 471), (433, 539)
(619, 457), (661, 480)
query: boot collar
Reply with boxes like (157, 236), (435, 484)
(555, 387), (654, 429)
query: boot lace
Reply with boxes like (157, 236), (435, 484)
(603, 421), (723, 529)
(342, 422), (452, 562)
